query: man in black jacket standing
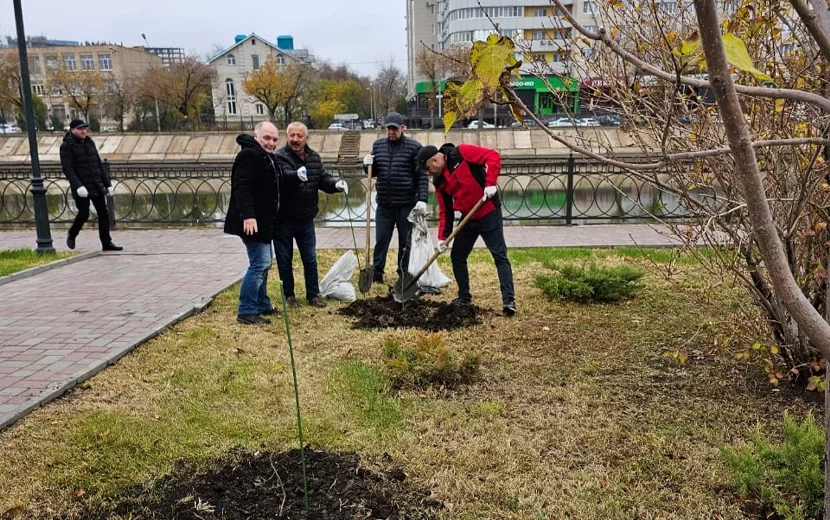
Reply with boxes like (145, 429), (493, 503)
(273, 122), (348, 308)
(362, 112), (427, 283)
(60, 119), (122, 251)
(224, 121), (281, 325)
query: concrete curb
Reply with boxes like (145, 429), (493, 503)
(0, 251), (101, 287)
(0, 274), (244, 432)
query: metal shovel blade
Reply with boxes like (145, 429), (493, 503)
(392, 272), (421, 304)
(358, 266), (374, 294)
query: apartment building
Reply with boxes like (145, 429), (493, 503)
(405, 0), (600, 115)
(207, 33), (315, 120)
(0, 43), (163, 128)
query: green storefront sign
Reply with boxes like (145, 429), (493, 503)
(416, 75), (579, 115)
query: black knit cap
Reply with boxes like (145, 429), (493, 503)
(416, 145), (440, 168)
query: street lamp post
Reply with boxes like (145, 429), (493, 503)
(141, 34), (162, 132)
(367, 85), (375, 122)
(13, 0), (54, 254)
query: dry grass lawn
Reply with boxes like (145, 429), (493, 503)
(0, 247), (821, 519)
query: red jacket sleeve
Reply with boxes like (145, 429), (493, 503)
(458, 143), (501, 186)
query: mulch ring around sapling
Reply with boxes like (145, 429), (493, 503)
(339, 295), (483, 331)
(78, 447), (442, 520)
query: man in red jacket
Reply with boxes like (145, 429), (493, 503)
(417, 143), (515, 316)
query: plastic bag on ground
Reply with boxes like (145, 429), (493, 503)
(320, 250), (359, 301)
(407, 210), (452, 291)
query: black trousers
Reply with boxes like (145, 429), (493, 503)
(450, 209), (515, 306)
(69, 194), (111, 245)
(373, 204), (413, 279)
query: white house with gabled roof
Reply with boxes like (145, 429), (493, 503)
(207, 33), (315, 121)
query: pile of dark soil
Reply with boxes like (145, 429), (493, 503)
(339, 296), (483, 331)
(78, 448), (441, 520)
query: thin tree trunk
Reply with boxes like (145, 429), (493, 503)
(693, 0), (830, 514)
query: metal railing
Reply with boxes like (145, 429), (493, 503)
(0, 157), (696, 227)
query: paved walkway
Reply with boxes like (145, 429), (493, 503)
(0, 224), (681, 430)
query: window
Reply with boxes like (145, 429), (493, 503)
(50, 85), (63, 96)
(431, 24), (435, 34)
(80, 54), (94, 70)
(98, 53), (112, 71)
(533, 30), (546, 40)
(62, 54), (76, 70)
(276, 55), (286, 65)
(105, 80), (116, 93)
(252, 54), (260, 70)
(583, 1), (598, 14)
(32, 84), (45, 96)
(255, 104), (265, 115)
(447, 6), (521, 21)
(532, 53), (548, 63)
(45, 55), (58, 70)
(584, 25), (598, 33)
(534, 8), (546, 16)
(251, 38), (256, 45)
(29, 56), (41, 73)
(225, 79), (237, 115)
(227, 54), (236, 65)
(656, 1), (677, 13)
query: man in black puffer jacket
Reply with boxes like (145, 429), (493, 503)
(362, 112), (428, 282)
(274, 122), (348, 308)
(224, 121), (282, 325)
(60, 119), (122, 251)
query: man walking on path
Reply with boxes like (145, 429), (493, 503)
(273, 122), (348, 308)
(417, 143), (516, 316)
(362, 112), (428, 283)
(224, 122), (282, 325)
(60, 119), (122, 251)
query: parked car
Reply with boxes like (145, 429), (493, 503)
(576, 117), (600, 127)
(328, 123), (347, 131)
(547, 117), (575, 128)
(511, 119), (539, 128)
(596, 114), (625, 126)
(0, 123), (21, 133)
(362, 119), (376, 130)
(467, 120), (495, 129)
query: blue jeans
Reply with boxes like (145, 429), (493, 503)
(274, 218), (320, 302)
(238, 240), (274, 315)
(373, 204), (413, 280)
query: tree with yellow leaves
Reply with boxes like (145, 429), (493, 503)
(241, 57), (313, 124)
(49, 66), (105, 121)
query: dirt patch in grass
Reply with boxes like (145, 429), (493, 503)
(339, 295), (483, 331)
(78, 447), (441, 520)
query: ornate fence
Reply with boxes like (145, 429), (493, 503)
(0, 158), (694, 227)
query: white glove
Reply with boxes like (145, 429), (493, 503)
(335, 179), (348, 194)
(106, 187), (114, 197)
(297, 166), (308, 182)
(414, 201), (427, 215)
(437, 240), (448, 253)
(76, 186), (89, 198)
(483, 186), (498, 200)
(363, 154), (374, 166)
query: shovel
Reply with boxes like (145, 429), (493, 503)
(357, 164), (374, 293)
(392, 197), (486, 304)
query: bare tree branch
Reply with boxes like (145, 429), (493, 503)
(790, 0), (830, 61)
(549, 0), (830, 113)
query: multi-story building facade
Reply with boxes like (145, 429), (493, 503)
(0, 43), (163, 128)
(405, 0), (600, 116)
(207, 33), (315, 121)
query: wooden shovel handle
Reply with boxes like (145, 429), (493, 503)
(364, 164), (372, 263)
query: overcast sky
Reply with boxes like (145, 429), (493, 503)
(0, 0), (407, 76)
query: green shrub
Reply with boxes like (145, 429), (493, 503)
(721, 413), (824, 520)
(382, 332), (480, 389)
(535, 262), (644, 303)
